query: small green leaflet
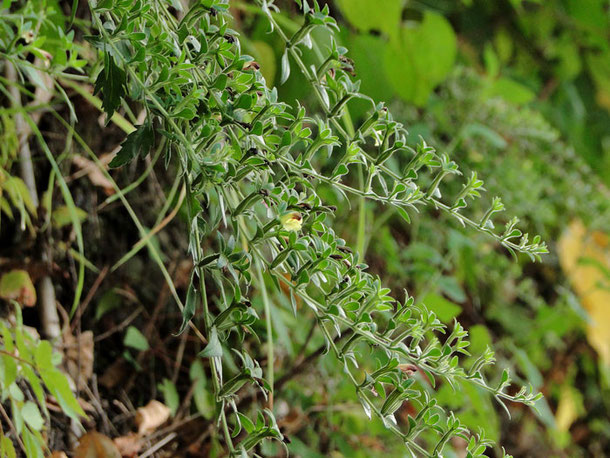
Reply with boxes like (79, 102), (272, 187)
(199, 326), (222, 358)
(176, 280), (197, 336)
(109, 123), (155, 168)
(280, 50), (290, 84)
(124, 326), (149, 351)
(94, 53), (126, 119)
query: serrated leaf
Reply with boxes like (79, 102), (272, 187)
(94, 53), (126, 119)
(109, 123), (155, 168)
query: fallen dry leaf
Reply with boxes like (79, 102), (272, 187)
(0, 269), (36, 307)
(555, 383), (584, 433)
(113, 433), (142, 457)
(135, 400), (171, 435)
(558, 220), (610, 365)
(74, 431), (121, 458)
(99, 359), (130, 389)
(72, 154), (115, 196)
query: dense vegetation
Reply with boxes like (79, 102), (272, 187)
(1, 0), (609, 457)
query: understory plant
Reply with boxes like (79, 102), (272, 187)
(0, 0), (554, 456)
(85, 0), (547, 455)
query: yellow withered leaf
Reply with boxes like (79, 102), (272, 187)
(558, 220), (610, 365)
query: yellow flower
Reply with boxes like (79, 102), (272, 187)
(280, 212), (302, 232)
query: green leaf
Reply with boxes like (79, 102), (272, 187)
(124, 326), (149, 351)
(109, 123), (155, 168)
(190, 360), (213, 419)
(462, 123), (508, 149)
(95, 289), (122, 320)
(199, 326), (222, 358)
(21, 428), (43, 458)
(52, 206), (88, 229)
(234, 93), (253, 110)
(422, 293), (461, 323)
(159, 379), (180, 416)
(22, 402), (44, 431)
(384, 11), (457, 105)
(482, 78), (535, 105)
(214, 73), (228, 90)
(177, 280), (197, 335)
(347, 33), (396, 102)
(94, 53), (126, 119)
(40, 368), (85, 420)
(280, 50), (290, 85)
(0, 434), (17, 458)
(586, 50), (610, 111)
(335, 0), (403, 40)
(34, 340), (54, 372)
(1, 330), (18, 386)
(396, 207), (411, 224)
(251, 40), (276, 86)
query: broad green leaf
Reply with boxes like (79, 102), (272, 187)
(0, 434), (17, 458)
(190, 360), (213, 419)
(462, 123), (508, 149)
(335, 0), (403, 39)
(22, 401), (44, 431)
(95, 289), (122, 320)
(52, 205), (88, 229)
(384, 11), (457, 105)
(422, 293), (461, 323)
(1, 353), (18, 388)
(22, 366), (46, 414)
(40, 368), (85, 420)
(482, 77), (536, 105)
(34, 340), (54, 372)
(21, 428), (43, 458)
(158, 379), (180, 416)
(124, 326), (149, 351)
(467, 325), (492, 357)
(109, 123), (155, 168)
(251, 40), (275, 86)
(565, 0), (608, 37)
(347, 33), (396, 102)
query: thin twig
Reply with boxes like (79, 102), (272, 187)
(139, 432), (177, 458)
(71, 265), (109, 332)
(94, 307), (143, 342)
(0, 403), (27, 455)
